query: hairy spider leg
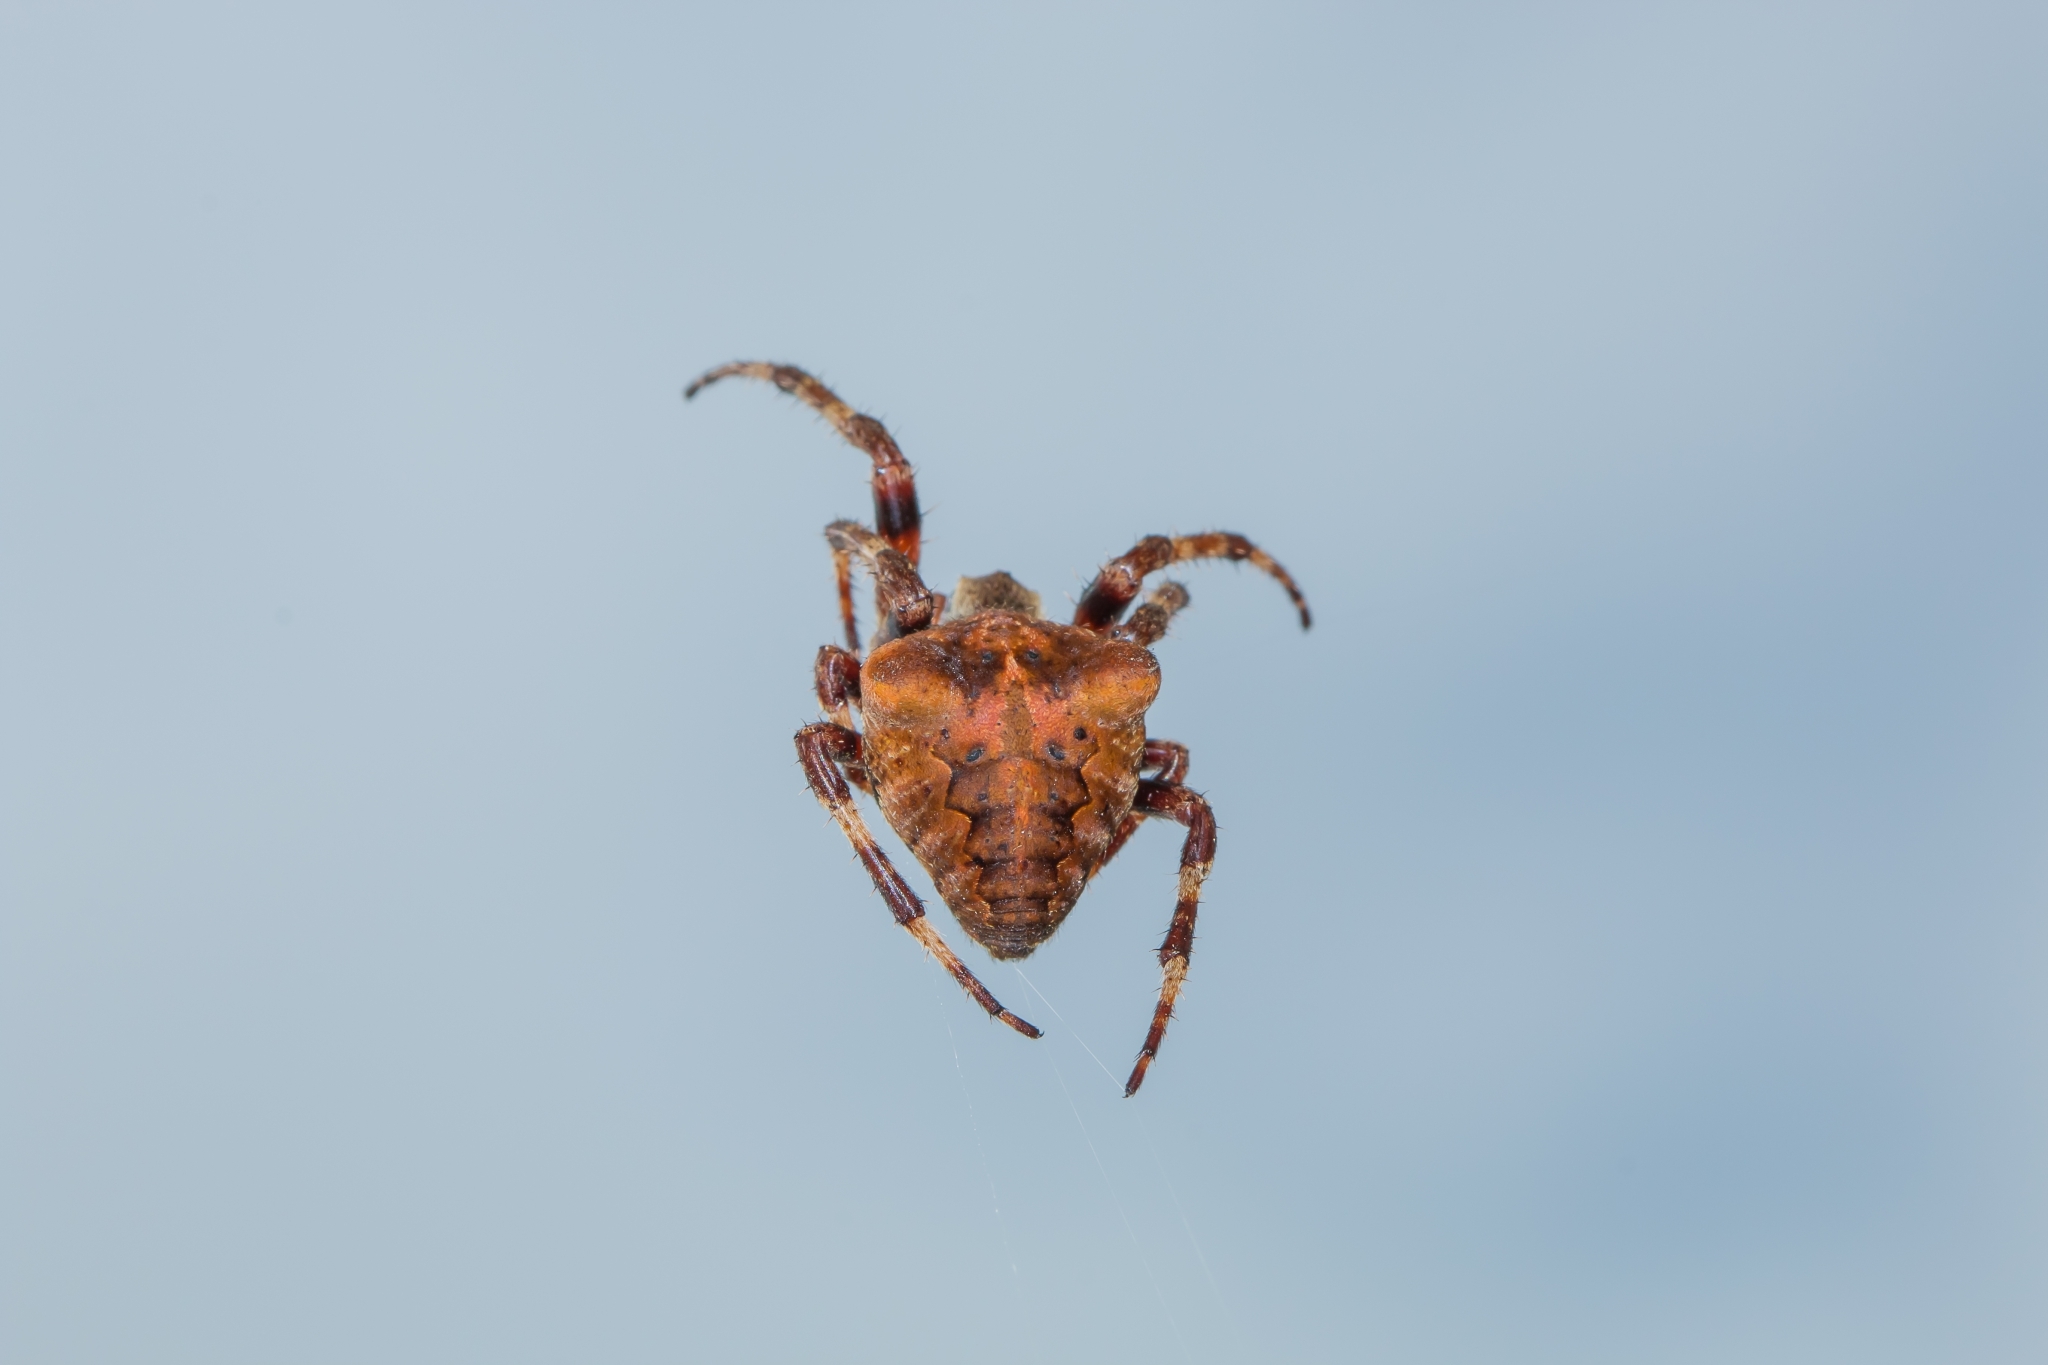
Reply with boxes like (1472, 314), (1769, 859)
(685, 362), (923, 650)
(1123, 778), (1216, 1098)
(814, 644), (862, 726)
(1092, 739), (1192, 877)
(685, 360), (922, 561)
(796, 722), (1042, 1039)
(812, 645), (869, 790)
(1113, 581), (1192, 647)
(831, 545), (860, 653)
(826, 520), (936, 644)
(1075, 533), (1311, 632)
(1141, 737), (1192, 786)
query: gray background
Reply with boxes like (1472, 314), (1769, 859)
(3, 3), (2044, 1361)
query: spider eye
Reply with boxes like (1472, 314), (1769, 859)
(1023, 648), (1041, 662)
(1073, 726), (1087, 740)
(980, 650), (995, 664)
(964, 746), (985, 763)
(1046, 742), (1066, 760)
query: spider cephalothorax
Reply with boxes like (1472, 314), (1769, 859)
(686, 361), (1309, 1095)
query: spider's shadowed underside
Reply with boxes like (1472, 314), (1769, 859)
(686, 361), (1310, 1096)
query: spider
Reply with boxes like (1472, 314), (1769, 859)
(686, 362), (1310, 1096)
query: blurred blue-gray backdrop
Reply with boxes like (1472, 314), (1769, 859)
(3, 3), (2043, 1361)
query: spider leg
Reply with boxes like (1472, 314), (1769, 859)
(813, 645), (869, 790)
(1090, 739), (1191, 879)
(796, 722), (1042, 1039)
(685, 361), (923, 566)
(1112, 581), (1192, 647)
(826, 520), (936, 642)
(1141, 737), (1192, 785)
(1122, 777), (1216, 1098)
(814, 644), (862, 725)
(1075, 533), (1311, 632)
(832, 545), (860, 654)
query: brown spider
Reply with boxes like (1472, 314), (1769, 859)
(686, 362), (1310, 1096)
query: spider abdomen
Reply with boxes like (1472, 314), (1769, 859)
(859, 611), (1157, 958)
(948, 755), (1087, 958)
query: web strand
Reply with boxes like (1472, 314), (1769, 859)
(1016, 966), (1253, 1362)
(1043, 1046), (1189, 1362)
(927, 972), (1023, 1304)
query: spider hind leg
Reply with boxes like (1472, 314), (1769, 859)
(1122, 777), (1216, 1098)
(1089, 739), (1191, 881)
(795, 721), (1040, 1039)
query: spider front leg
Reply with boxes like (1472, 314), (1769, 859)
(795, 722), (1041, 1039)
(685, 361), (923, 564)
(1075, 532), (1311, 631)
(1123, 777), (1216, 1098)
(686, 362), (927, 648)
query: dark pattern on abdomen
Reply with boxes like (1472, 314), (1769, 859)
(948, 756), (1087, 919)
